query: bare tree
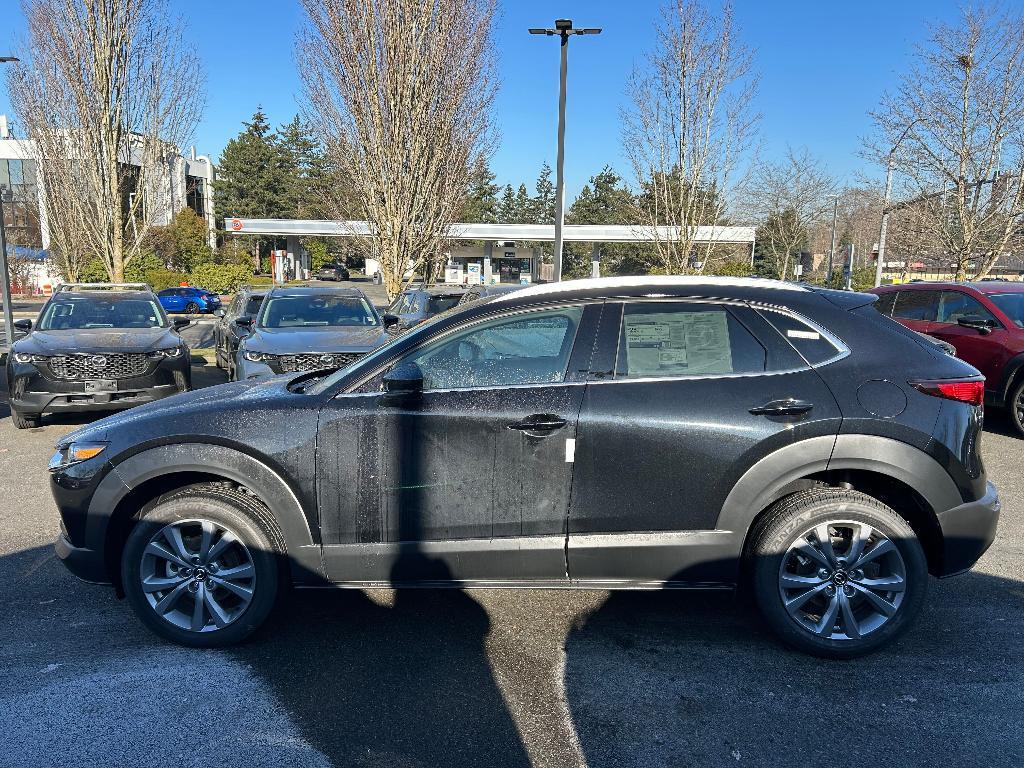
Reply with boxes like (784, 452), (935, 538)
(623, 0), (758, 274)
(299, 0), (497, 299)
(6, 0), (204, 282)
(867, 4), (1024, 280)
(741, 147), (838, 280)
(807, 183), (884, 273)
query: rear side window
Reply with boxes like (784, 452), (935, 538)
(892, 290), (938, 321)
(757, 309), (845, 366)
(615, 303), (765, 378)
(428, 295), (461, 313)
(936, 291), (997, 324)
(244, 296), (265, 316)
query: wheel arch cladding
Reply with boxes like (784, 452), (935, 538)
(718, 434), (955, 575)
(93, 443), (325, 588)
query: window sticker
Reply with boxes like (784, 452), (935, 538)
(623, 311), (733, 376)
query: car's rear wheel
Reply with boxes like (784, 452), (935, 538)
(11, 410), (41, 429)
(1007, 378), (1024, 437)
(122, 486), (281, 647)
(185, 301), (200, 314)
(750, 488), (927, 658)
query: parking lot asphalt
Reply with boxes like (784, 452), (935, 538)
(1, 365), (1023, 767)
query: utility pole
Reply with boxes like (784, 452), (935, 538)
(826, 196), (839, 287)
(529, 20), (601, 282)
(875, 120), (920, 287)
(0, 55), (20, 351)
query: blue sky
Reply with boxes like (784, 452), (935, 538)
(0, 0), (964, 199)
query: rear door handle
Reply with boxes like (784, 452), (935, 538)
(508, 415), (568, 432)
(749, 398), (814, 416)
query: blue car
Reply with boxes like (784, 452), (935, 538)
(156, 286), (222, 314)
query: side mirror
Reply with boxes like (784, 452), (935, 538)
(213, 308), (226, 318)
(12, 319), (32, 331)
(235, 316), (254, 329)
(172, 317), (191, 329)
(957, 315), (997, 334)
(382, 362), (423, 394)
(383, 313), (401, 328)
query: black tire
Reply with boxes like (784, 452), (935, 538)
(214, 344), (226, 370)
(11, 410), (41, 429)
(121, 485), (282, 647)
(185, 302), (200, 314)
(1007, 378), (1024, 437)
(750, 488), (927, 659)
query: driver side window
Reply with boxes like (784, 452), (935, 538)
(399, 306), (584, 390)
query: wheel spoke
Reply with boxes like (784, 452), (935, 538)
(855, 575), (905, 592)
(851, 538), (896, 570)
(215, 562), (254, 581)
(852, 582), (898, 617)
(814, 524), (838, 566)
(780, 573), (826, 590)
(784, 581), (829, 614)
(206, 530), (237, 563)
(145, 541), (190, 570)
(191, 583), (207, 630)
(793, 540), (833, 570)
(838, 592), (861, 639)
(164, 526), (194, 563)
(814, 591), (842, 636)
(845, 524), (872, 564)
(209, 575), (254, 601)
(203, 589), (232, 628)
(199, 521), (215, 562)
(141, 574), (187, 594)
(153, 580), (190, 615)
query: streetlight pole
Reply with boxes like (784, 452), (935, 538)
(0, 55), (19, 350)
(826, 195), (839, 287)
(874, 120), (919, 288)
(529, 20), (601, 282)
(0, 186), (15, 350)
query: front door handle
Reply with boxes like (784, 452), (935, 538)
(749, 398), (814, 417)
(508, 414), (568, 432)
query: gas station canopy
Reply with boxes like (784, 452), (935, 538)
(224, 218), (756, 245)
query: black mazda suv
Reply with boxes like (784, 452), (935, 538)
(7, 283), (191, 428)
(48, 277), (999, 657)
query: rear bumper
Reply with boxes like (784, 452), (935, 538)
(55, 532), (109, 584)
(936, 481), (1000, 576)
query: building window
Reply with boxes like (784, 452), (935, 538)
(1, 158), (42, 249)
(186, 175), (206, 218)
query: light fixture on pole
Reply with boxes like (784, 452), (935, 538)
(529, 19), (601, 282)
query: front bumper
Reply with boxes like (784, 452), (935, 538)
(936, 481), (1000, 576)
(54, 531), (109, 584)
(8, 359), (189, 415)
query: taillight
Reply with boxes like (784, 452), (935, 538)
(909, 378), (985, 406)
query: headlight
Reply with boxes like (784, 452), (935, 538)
(48, 441), (109, 472)
(148, 346), (184, 359)
(243, 350), (276, 363)
(13, 352), (48, 364)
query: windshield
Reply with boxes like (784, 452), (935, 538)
(258, 295), (379, 328)
(37, 298), (168, 330)
(986, 293), (1024, 328)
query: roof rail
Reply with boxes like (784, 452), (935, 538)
(57, 282), (152, 292)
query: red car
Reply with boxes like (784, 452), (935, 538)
(869, 280), (1024, 434)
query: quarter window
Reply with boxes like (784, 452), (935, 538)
(872, 291), (897, 317)
(757, 310), (844, 366)
(401, 306), (584, 390)
(614, 303), (765, 378)
(936, 291), (997, 325)
(892, 290), (939, 321)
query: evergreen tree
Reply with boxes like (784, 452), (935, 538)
(513, 184), (531, 222)
(497, 184), (517, 223)
(564, 167), (650, 277)
(532, 162), (555, 224)
(461, 161), (500, 223)
(275, 115), (330, 219)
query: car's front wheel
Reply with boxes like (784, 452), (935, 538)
(122, 486), (281, 647)
(185, 301), (200, 314)
(1007, 378), (1024, 437)
(750, 488), (927, 658)
(11, 410), (41, 429)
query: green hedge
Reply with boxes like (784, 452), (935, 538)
(188, 263), (255, 294)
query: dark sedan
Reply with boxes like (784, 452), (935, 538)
(6, 284), (191, 428)
(386, 285), (465, 331)
(233, 286), (392, 379)
(313, 263), (351, 281)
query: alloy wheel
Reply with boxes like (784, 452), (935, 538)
(140, 519), (256, 633)
(778, 521), (906, 641)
